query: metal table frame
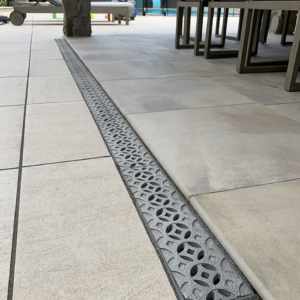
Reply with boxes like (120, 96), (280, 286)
(175, 1), (229, 56)
(236, 1), (300, 91)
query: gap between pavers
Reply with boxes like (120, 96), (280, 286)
(64, 37), (274, 300)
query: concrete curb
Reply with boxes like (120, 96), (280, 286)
(189, 196), (275, 300)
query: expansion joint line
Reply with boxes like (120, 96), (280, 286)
(56, 39), (258, 300)
(7, 18), (34, 300)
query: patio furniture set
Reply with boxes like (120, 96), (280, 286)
(175, 0), (300, 91)
(9, 0), (134, 26)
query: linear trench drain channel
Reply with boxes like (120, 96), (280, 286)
(56, 39), (258, 300)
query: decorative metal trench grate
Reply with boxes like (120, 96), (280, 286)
(56, 39), (258, 300)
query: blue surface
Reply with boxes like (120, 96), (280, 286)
(152, 0), (161, 9)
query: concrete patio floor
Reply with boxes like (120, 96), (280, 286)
(1, 11), (300, 300)
(0, 13), (176, 300)
(65, 15), (299, 300)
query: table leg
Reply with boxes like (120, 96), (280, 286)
(220, 8), (229, 47)
(251, 9), (263, 55)
(281, 10), (292, 46)
(215, 8), (221, 37)
(175, 6), (183, 49)
(259, 10), (271, 44)
(194, 3), (204, 56)
(204, 6), (214, 58)
(183, 7), (191, 45)
(284, 13), (300, 91)
(237, 7), (254, 73)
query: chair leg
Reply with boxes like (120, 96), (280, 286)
(175, 7), (184, 49)
(220, 8), (229, 47)
(284, 15), (300, 91)
(259, 10), (271, 44)
(251, 9), (263, 55)
(204, 6), (214, 58)
(215, 8), (221, 37)
(194, 3), (204, 56)
(183, 7), (191, 45)
(237, 7), (254, 73)
(281, 10), (292, 46)
(236, 8), (244, 41)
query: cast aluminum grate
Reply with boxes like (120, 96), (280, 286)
(56, 39), (257, 300)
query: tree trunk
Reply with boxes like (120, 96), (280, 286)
(62, 0), (92, 37)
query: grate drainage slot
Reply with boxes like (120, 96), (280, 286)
(56, 39), (258, 300)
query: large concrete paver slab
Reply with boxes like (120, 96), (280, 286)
(31, 49), (63, 61)
(0, 77), (27, 107)
(0, 34), (31, 43)
(31, 35), (63, 44)
(31, 42), (59, 50)
(27, 75), (83, 104)
(23, 101), (109, 166)
(0, 43), (30, 61)
(127, 104), (300, 197)
(268, 103), (300, 123)
(0, 169), (18, 299)
(244, 72), (300, 91)
(0, 61), (29, 78)
(70, 40), (133, 51)
(30, 60), (70, 77)
(78, 49), (159, 63)
(206, 75), (300, 105)
(101, 76), (254, 114)
(84, 59), (194, 81)
(14, 158), (176, 300)
(132, 49), (197, 61)
(194, 179), (300, 300)
(128, 41), (171, 51)
(169, 59), (236, 77)
(0, 106), (24, 169)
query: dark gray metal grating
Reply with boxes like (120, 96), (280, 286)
(56, 39), (257, 300)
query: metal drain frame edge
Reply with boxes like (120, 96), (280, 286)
(57, 38), (259, 300)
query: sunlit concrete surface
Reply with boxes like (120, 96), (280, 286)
(65, 14), (299, 300)
(0, 13), (176, 300)
(1, 11), (300, 300)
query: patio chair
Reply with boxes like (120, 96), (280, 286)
(259, 9), (295, 46)
(214, 6), (244, 41)
(175, 0), (245, 56)
(204, 0), (251, 59)
(236, 0), (300, 91)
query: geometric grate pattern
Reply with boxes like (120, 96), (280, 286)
(56, 39), (257, 300)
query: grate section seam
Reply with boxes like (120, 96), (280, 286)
(56, 39), (258, 300)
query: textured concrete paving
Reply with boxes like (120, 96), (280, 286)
(127, 103), (300, 196)
(27, 75), (83, 104)
(194, 179), (300, 300)
(0, 14), (176, 300)
(14, 158), (175, 300)
(23, 101), (109, 166)
(64, 15), (300, 300)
